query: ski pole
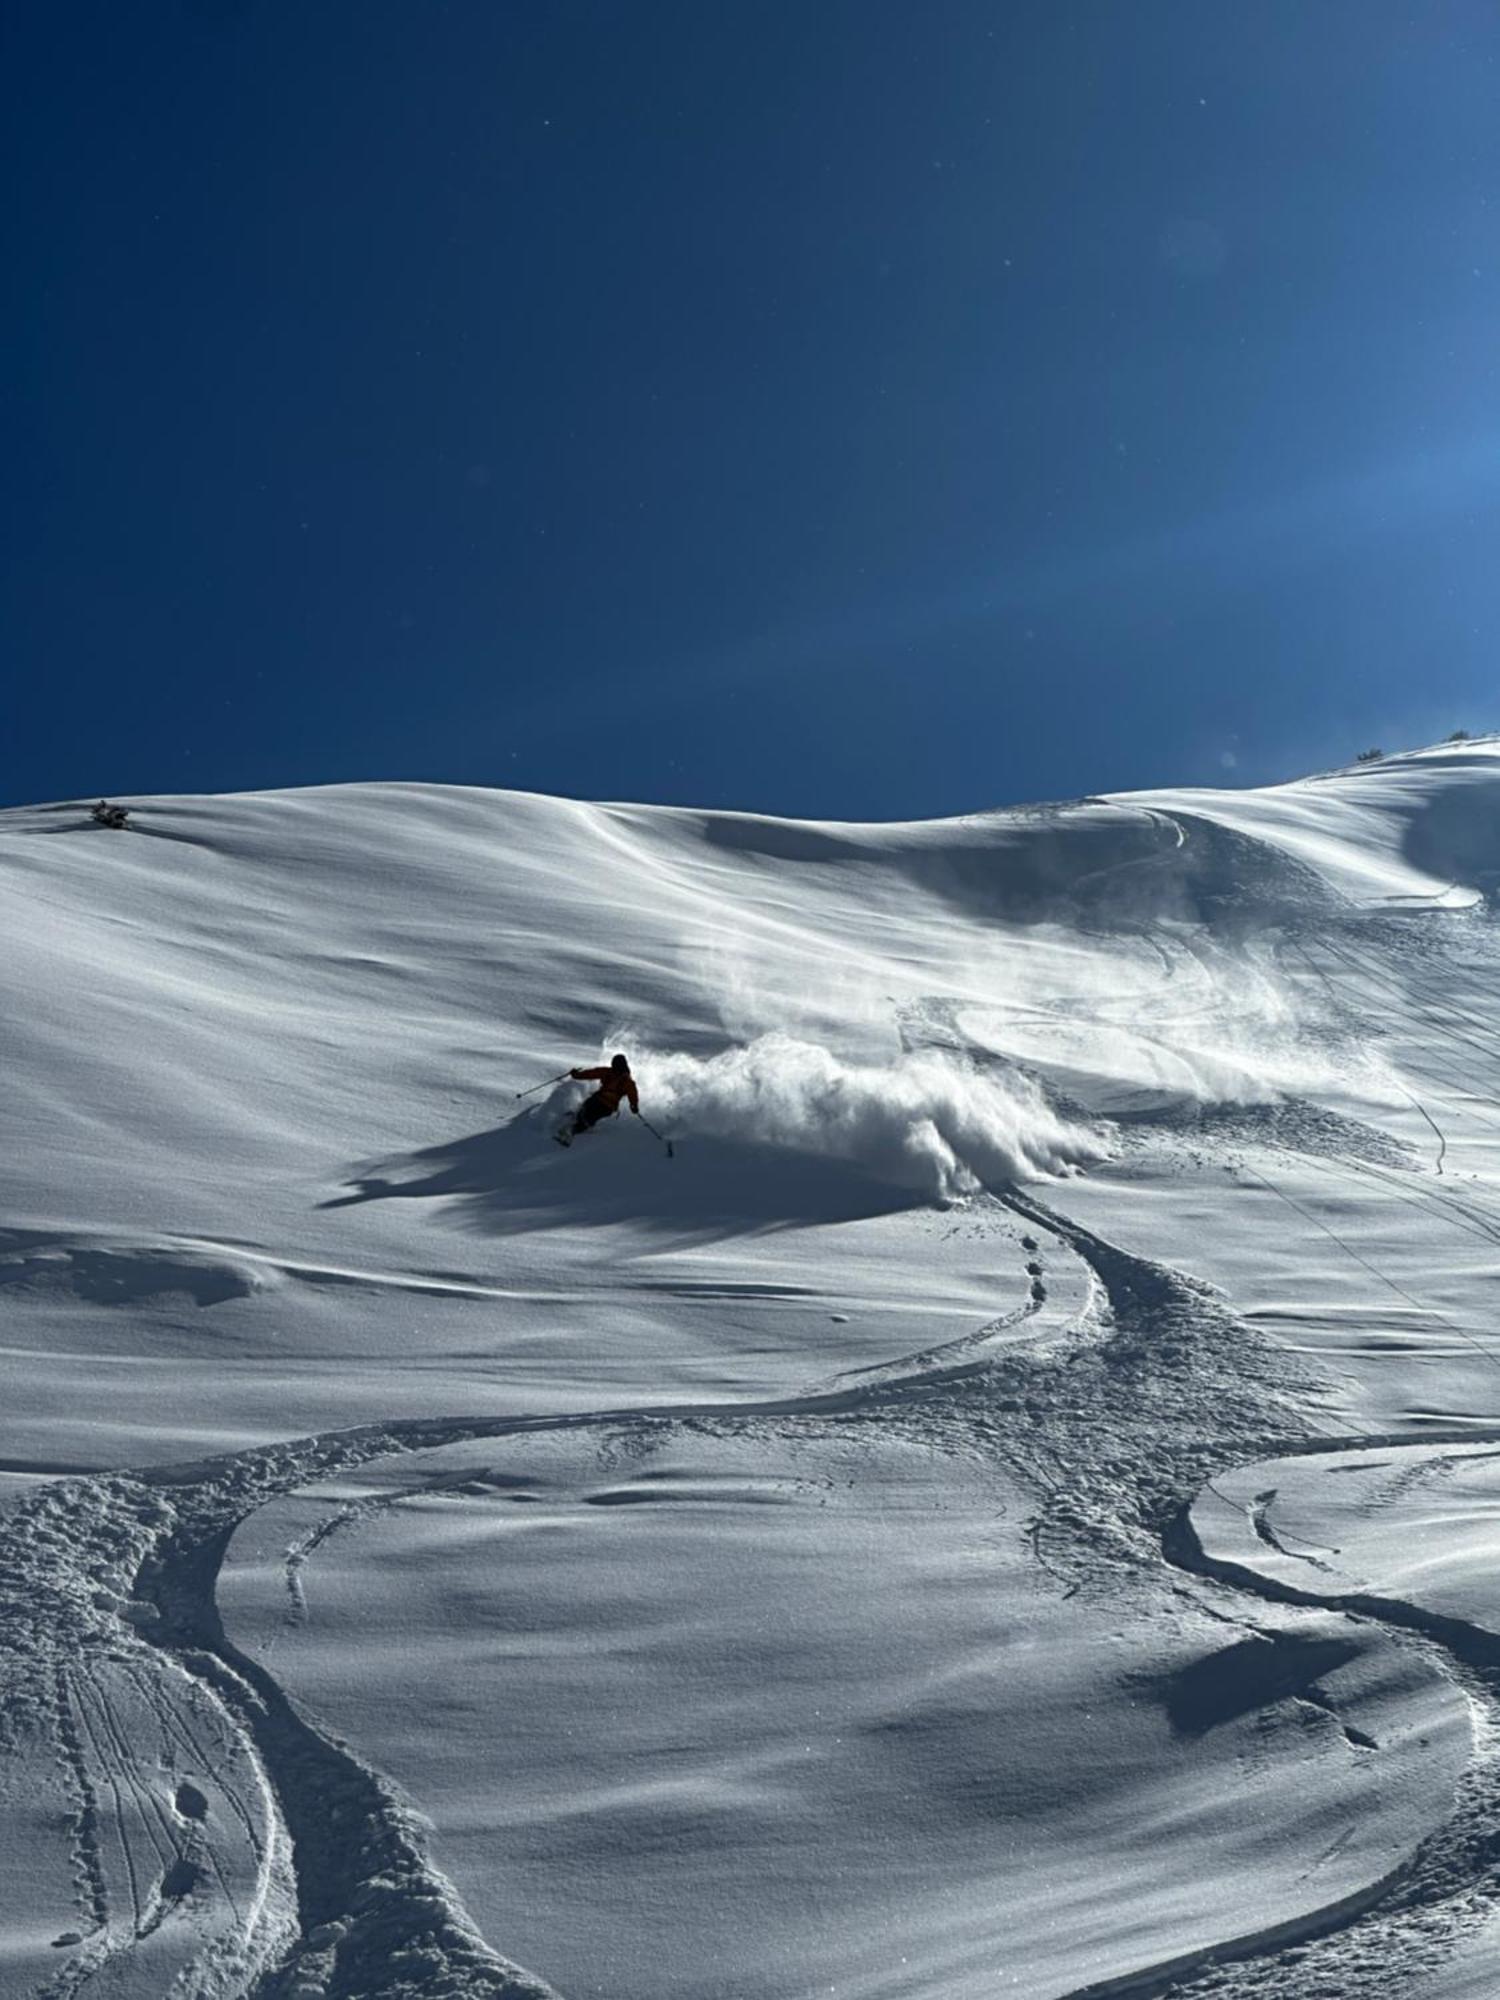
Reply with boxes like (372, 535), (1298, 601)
(514, 1069), (572, 1101)
(637, 1114), (674, 1159)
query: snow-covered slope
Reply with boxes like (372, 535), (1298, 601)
(5, 742), (1500, 1999)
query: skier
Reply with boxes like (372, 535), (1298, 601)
(556, 1053), (640, 1146)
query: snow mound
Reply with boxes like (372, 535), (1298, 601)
(638, 1035), (1109, 1200)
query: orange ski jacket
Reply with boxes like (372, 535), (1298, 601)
(571, 1066), (639, 1114)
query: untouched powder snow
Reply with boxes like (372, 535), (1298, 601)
(6, 740), (1500, 1997)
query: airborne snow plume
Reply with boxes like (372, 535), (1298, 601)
(637, 1034), (1111, 1199)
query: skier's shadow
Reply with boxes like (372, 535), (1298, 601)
(320, 1106), (911, 1243)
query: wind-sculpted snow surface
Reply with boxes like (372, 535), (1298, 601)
(635, 1033), (1110, 1198)
(8, 742), (1500, 1997)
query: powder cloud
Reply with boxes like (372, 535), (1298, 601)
(633, 1034), (1110, 1203)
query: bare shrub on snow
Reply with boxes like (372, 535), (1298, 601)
(635, 1034), (1110, 1202)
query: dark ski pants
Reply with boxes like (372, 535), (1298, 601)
(572, 1093), (614, 1135)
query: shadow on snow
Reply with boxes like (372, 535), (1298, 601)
(319, 1106), (916, 1244)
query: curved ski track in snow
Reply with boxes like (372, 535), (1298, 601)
(7, 1183), (1496, 2000)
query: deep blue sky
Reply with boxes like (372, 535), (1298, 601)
(6, 3), (1500, 818)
